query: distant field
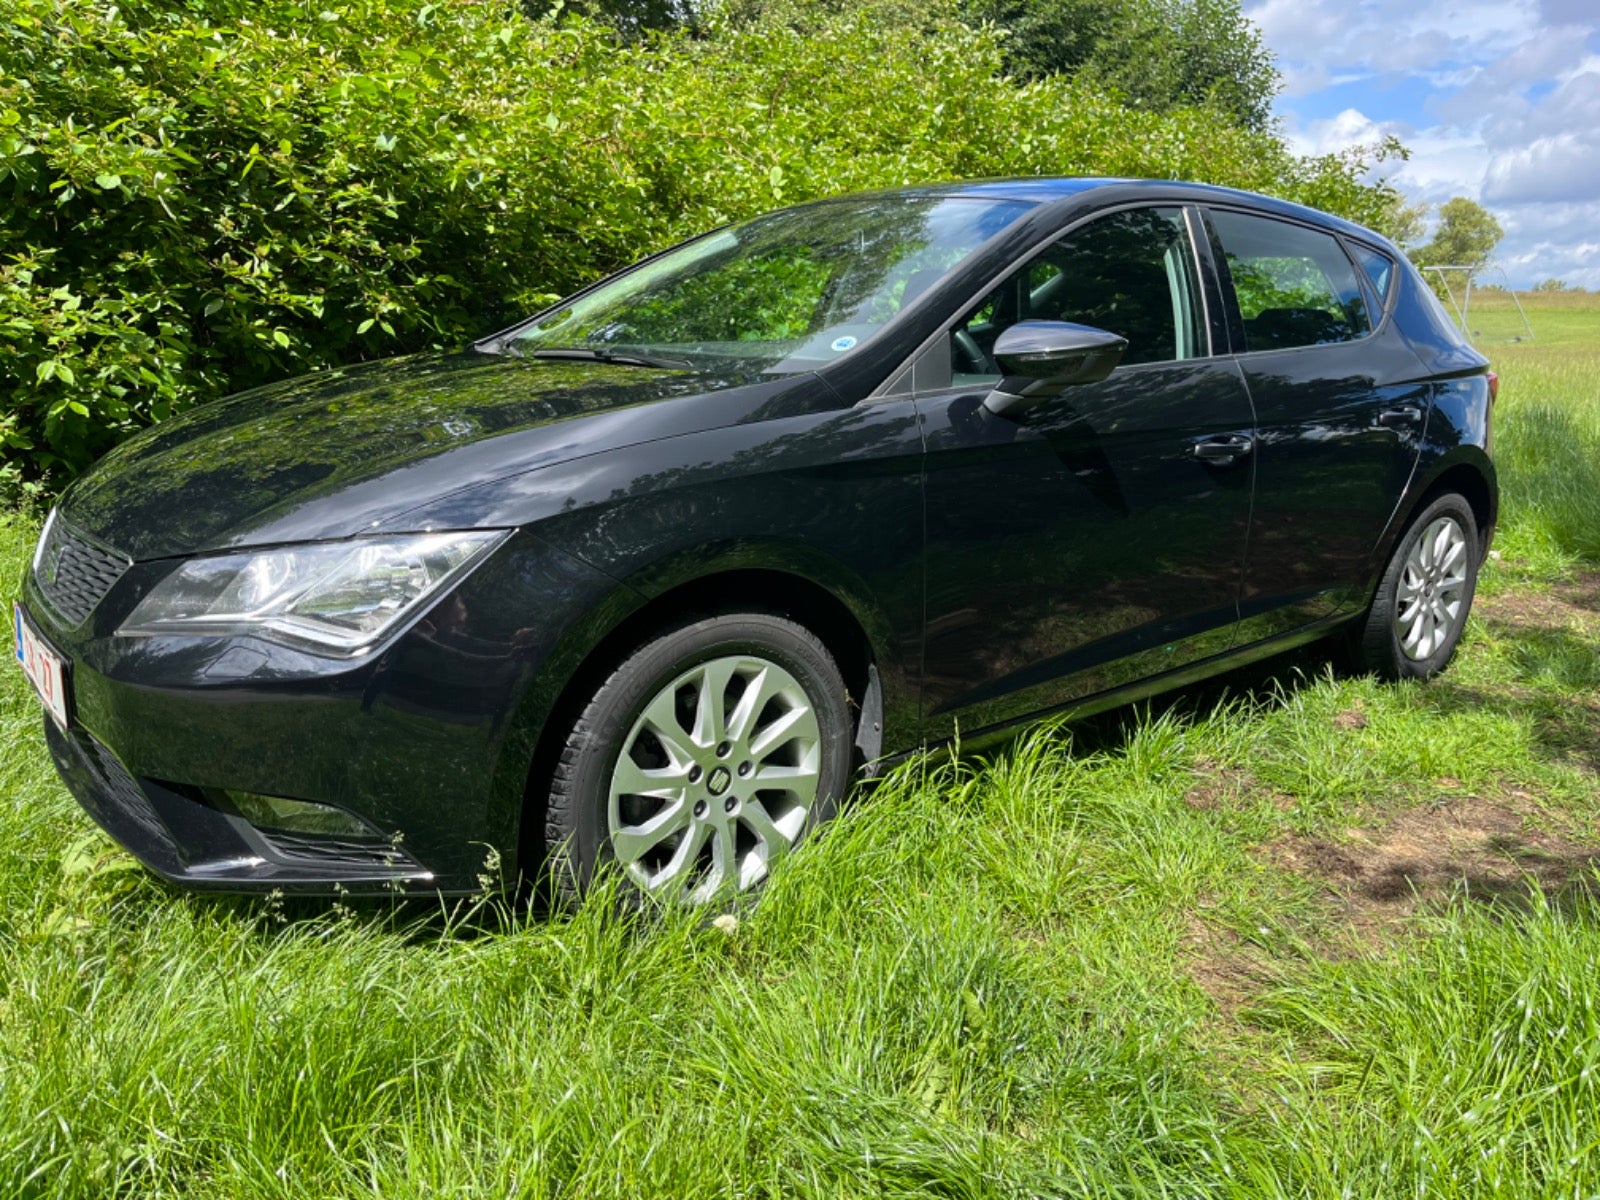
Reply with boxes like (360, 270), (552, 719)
(2, 298), (1599, 1197)
(1458, 286), (1600, 349)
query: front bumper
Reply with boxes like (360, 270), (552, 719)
(20, 524), (632, 896)
(45, 719), (436, 894)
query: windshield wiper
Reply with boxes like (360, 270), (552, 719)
(524, 346), (693, 370)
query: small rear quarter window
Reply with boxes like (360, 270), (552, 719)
(1348, 241), (1398, 308)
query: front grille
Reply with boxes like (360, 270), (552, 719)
(257, 829), (419, 870)
(35, 514), (131, 627)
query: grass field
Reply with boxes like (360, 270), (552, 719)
(1461, 289), (1600, 567)
(3, 295), (1600, 1197)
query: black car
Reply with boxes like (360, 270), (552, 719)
(14, 178), (1496, 905)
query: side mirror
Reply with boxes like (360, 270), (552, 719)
(982, 321), (1128, 418)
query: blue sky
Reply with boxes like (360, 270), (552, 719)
(1246, 0), (1600, 287)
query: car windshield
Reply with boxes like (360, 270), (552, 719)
(509, 195), (1035, 373)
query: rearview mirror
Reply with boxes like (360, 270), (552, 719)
(982, 321), (1128, 418)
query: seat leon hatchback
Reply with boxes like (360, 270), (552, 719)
(15, 178), (1497, 905)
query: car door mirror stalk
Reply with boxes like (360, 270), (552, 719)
(981, 321), (1128, 418)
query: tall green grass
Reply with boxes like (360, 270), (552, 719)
(1493, 362), (1600, 567)
(3, 302), (1600, 1195)
(1246, 888), (1600, 1197)
(1468, 292), (1600, 570)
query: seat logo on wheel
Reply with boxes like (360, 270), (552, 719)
(705, 766), (732, 796)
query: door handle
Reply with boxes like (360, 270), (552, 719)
(1192, 432), (1255, 465)
(1377, 405), (1422, 428)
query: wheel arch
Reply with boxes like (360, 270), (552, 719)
(1359, 447), (1498, 612)
(1406, 451), (1498, 556)
(509, 558), (891, 884)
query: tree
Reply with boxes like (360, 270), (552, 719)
(959, 0), (1280, 131)
(1376, 197), (1428, 251)
(713, 0), (953, 33)
(1411, 197), (1504, 272)
(557, 0), (701, 39)
(714, 0), (1281, 131)
(1533, 277), (1581, 293)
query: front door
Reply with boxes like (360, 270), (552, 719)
(915, 206), (1257, 739)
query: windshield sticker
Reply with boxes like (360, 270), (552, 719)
(830, 335), (858, 352)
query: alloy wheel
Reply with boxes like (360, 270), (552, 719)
(1395, 515), (1470, 661)
(606, 654), (822, 903)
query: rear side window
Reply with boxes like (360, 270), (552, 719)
(1209, 209), (1372, 352)
(1348, 241), (1398, 309)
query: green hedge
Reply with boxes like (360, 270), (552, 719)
(0, 0), (1397, 495)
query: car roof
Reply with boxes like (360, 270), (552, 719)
(865, 177), (1391, 248)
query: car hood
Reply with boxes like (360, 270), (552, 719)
(59, 351), (833, 561)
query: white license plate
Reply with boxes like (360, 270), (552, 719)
(13, 603), (70, 731)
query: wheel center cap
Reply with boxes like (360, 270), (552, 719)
(706, 766), (732, 797)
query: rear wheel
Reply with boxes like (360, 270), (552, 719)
(1347, 492), (1479, 680)
(545, 612), (853, 905)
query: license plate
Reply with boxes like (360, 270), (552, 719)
(13, 603), (70, 731)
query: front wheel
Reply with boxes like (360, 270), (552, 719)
(544, 612), (854, 906)
(1347, 492), (1480, 680)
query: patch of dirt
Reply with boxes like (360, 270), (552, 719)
(1262, 794), (1600, 942)
(1185, 790), (1600, 1015)
(1476, 567), (1600, 632)
(1182, 762), (1295, 814)
(1331, 707), (1369, 731)
(1554, 571), (1600, 615)
(1185, 569), (1600, 1017)
(1181, 916), (1275, 1018)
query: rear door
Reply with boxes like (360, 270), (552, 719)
(914, 205), (1257, 738)
(1202, 207), (1429, 643)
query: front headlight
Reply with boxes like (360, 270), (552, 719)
(120, 531), (509, 654)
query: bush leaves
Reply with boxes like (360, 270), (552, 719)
(0, 0), (1400, 496)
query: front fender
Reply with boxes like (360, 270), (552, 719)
(459, 401), (929, 865)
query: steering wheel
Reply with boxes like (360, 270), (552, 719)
(951, 328), (994, 377)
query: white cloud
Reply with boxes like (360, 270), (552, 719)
(1283, 109), (1487, 199)
(1283, 108), (1397, 156)
(1484, 133), (1600, 204)
(1249, 0), (1600, 286)
(1251, 0), (1544, 88)
(1539, 0), (1600, 28)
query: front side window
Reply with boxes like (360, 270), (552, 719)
(510, 196), (1034, 373)
(1208, 209), (1372, 352)
(948, 207), (1205, 385)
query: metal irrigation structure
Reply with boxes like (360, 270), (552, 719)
(1423, 263), (1535, 344)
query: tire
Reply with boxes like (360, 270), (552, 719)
(1347, 492), (1480, 680)
(545, 611), (853, 906)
